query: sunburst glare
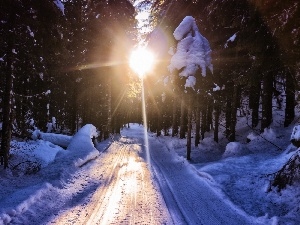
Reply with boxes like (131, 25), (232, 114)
(129, 47), (154, 77)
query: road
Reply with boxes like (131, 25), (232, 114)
(11, 125), (266, 225)
(49, 134), (173, 225)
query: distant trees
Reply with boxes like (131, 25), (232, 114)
(147, 0), (299, 159)
(1, 0), (66, 168)
(0, 0), (136, 168)
(0, 0), (299, 167)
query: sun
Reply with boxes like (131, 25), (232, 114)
(129, 47), (154, 77)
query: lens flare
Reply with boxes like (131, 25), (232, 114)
(141, 79), (151, 168)
(129, 47), (154, 77)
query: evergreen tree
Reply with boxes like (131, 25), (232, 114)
(169, 16), (213, 160)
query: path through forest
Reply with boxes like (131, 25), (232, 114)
(10, 124), (269, 225)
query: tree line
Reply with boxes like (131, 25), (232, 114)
(141, 0), (299, 153)
(0, 0), (137, 168)
(1, 0), (299, 170)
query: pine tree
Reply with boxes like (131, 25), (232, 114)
(169, 16), (213, 160)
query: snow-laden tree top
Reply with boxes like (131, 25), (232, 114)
(169, 16), (213, 88)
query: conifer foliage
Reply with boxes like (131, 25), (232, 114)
(147, 0), (299, 160)
(0, 0), (135, 168)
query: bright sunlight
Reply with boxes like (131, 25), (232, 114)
(129, 47), (153, 169)
(129, 47), (154, 77)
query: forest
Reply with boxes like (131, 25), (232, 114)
(1, 0), (300, 174)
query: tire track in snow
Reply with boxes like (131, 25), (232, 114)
(80, 137), (172, 225)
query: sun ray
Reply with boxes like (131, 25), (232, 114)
(129, 47), (155, 77)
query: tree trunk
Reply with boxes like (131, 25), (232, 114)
(1, 66), (13, 169)
(179, 93), (186, 139)
(195, 98), (200, 147)
(71, 77), (79, 134)
(225, 82), (233, 138)
(113, 113), (121, 134)
(172, 74), (179, 137)
(105, 75), (112, 139)
(206, 102), (213, 132)
(156, 109), (161, 137)
(200, 106), (206, 140)
(249, 81), (260, 128)
(186, 95), (192, 160)
(261, 71), (273, 132)
(229, 84), (239, 142)
(1, 3), (15, 168)
(284, 67), (295, 127)
(214, 99), (220, 143)
(172, 94), (179, 137)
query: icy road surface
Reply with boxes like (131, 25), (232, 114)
(11, 124), (268, 225)
(50, 138), (172, 224)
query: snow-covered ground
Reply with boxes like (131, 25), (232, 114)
(0, 117), (299, 224)
(156, 112), (300, 225)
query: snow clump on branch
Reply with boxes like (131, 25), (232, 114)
(169, 16), (213, 89)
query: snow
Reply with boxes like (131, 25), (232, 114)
(262, 128), (277, 141)
(32, 130), (72, 148)
(39, 72), (43, 80)
(225, 32), (238, 48)
(0, 124), (101, 224)
(213, 84), (221, 91)
(222, 142), (251, 158)
(10, 139), (63, 169)
(66, 124), (99, 167)
(27, 26), (34, 37)
(184, 75), (196, 88)
(0, 120), (300, 224)
(53, 0), (64, 15)
(290, 125), (300, 141)
(169, 16), (213, 89)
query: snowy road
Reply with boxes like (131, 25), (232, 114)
(49, 136), (172, 225)
(7, 124), (268, 225)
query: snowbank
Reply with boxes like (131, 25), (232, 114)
(223, 142), (251, 158)
(67, 124), (99, 167)
(32, 130), (72, 148)
(9, 140), (64, 174)
(0, 124), (101, 224)
(261, 128), (277, 141)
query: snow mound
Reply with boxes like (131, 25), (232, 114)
(32, 130), (72, 148)
(261, 128), (276, 141)
(247, 132), (258, 142)
(33, 141), (63, 166)
(223, 142), (251, 158)
(67, 124), (99, 167)
(40, 132), (72, 148)
(9, 140), (64, 174)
